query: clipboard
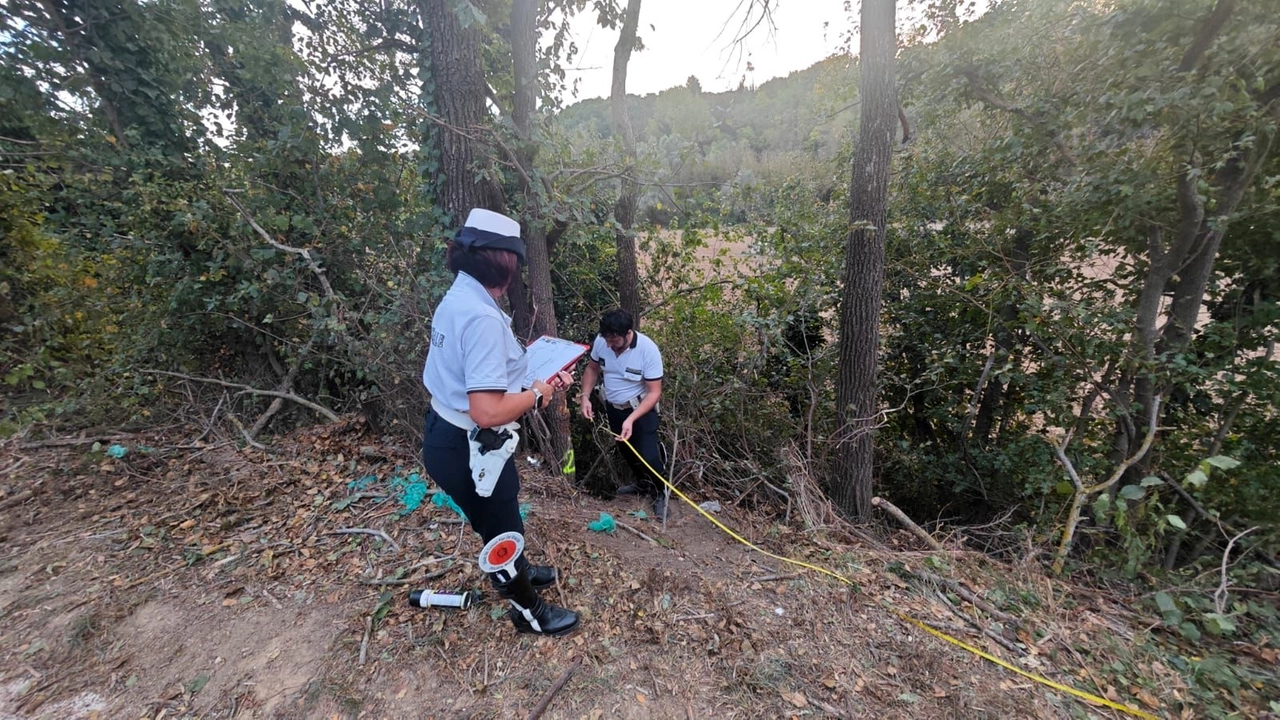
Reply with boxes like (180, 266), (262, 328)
(523, 335), (588, 387)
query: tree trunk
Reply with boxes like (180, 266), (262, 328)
(418, 0), (504, 224)
(610, 0), (644, 323)
(1109, 0), (1272, 465)
(832, 0), (897, 520)
(511, 0), (573, 474)
(972, 228), (1031, 446)
(509, 273), (533, 342)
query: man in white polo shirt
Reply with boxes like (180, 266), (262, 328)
(578, 309), (669, 519)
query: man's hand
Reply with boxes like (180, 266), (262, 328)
(579, 395), (594, 421)
(617, 416), (634, 441)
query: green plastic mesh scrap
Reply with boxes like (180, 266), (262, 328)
(588, 512), (616, 533)
(389, 472), (429, 516)
(430, 490), (467, 520)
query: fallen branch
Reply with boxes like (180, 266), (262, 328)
(525, 658), (581, 720)
(360, 565), (455, 586)
(250, 335), (318, 438)
(358, 615), (373, 666)
(871, 496), (945, 552)
(328, 528), (401, 553)
(143, 370), (339, 422)
(617, 520), (659, 546)
(935, 590), (1025, 656)
(226, 407), (268, 451)
(0, 456), (27, 478)
(18, 434), (139, 449)
(811, 697), (850, 719)
(0, 489), (35, 512)
(913, 568), (1022, 630)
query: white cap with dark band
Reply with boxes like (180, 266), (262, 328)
(454, 208), (525, 263)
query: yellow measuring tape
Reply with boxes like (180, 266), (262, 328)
(613, 435), (1158, 720)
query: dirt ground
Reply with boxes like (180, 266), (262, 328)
(0, 420), (1196, 719)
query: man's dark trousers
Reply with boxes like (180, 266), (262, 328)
(604, 404), (665, 493)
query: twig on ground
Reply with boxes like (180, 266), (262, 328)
(810, 697), (849, 719)
(935, 589), (1025, 656)
(1, 456), (28, 476)
(358, 615), (373, 666)
(0, 489), (35, 512)
(225, 407), (268, 450)
(361, 565), (455, 586)
(674, 612), (715, 622)
(751, 573), (799, 583)
(362, 577), (412, 586)
(122, 560), (186, 590)
(409, 554), (458, 570)
(617, 520), (659, 546)
(913, 568), (1022, 630)
(872, 496), (945, 551)
(18, 434), (139, 449)
(525, 658), (581, 720)
(328, 528), (401, 553)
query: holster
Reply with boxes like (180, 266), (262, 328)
(467, 423), (520, 497)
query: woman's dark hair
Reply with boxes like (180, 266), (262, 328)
(599, 308), (633, 337)
(446, 243), (520, 290)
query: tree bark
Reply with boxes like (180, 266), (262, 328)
(511, 0), (572, 474)
(610, 0), (644, 323)
(832, 0), (896, 520)
(972, 228), (1030, 446)
(418, 0), (504, 224)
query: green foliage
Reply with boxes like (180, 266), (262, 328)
(861, 0), (1280, 572)
(1, 0), (1275, 600)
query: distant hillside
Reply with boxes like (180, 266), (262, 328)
(554, 55), (860, 222)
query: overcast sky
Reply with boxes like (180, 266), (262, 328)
(558, 0), (854, 101)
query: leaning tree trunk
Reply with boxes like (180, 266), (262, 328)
(832, 0), (897, 521)
(418, 0), (504, 225)
(1113, 0), (1275, 464)
(610, 0), (644, 323)
(511, 0), (573, 474)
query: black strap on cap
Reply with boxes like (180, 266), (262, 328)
(455, 225), (526, 264)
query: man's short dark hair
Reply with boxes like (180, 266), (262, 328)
(599, 308), (633, 338)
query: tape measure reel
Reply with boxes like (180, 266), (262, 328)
(478, 531), (524, 573)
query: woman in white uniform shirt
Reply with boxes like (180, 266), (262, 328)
(421, 208), (578, 637)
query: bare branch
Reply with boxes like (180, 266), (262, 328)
(872, 496), (945, 551)
(1051, 438), (1084, 491)
(525, 659), (581, 720)
(142, 370), (339, 422)
(1214, 526), (1257, 613)
(1086, 395), (1162, 494)
(223, 191), (337, 306)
